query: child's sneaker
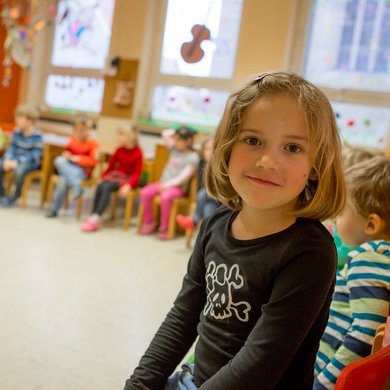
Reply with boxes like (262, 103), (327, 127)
(176, 215), (195, 231)
(158, 230), (169, 240)
(1, 196), (14, 207)
(46, 209), (58, 218)
(139, 221), (158, 235)
(81, 219), (101, 232)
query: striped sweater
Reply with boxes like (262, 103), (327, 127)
(4, 129), (43, 167)
(314, 240), (390, 389)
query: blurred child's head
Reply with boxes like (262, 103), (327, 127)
(342, 142), (382, 170)
(173, 126), (196, 152)
(336, 156), (390, 246)
(206, 71), (346, 220)
(117, 126), (138, 148)
(202, 137), (214, 162)
(14, 104), (39, 131)
(73, 114), (93, 142)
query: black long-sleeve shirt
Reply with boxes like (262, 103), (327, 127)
(125, 207), (337, 390)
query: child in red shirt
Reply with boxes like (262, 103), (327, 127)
(46, 115), (98, 218)
(81, 126), (142, 232)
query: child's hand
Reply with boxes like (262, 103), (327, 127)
(62, 151), (72, 159)
(3, 160), (17, 171)
(118, 183), (131, 198)
(69, 155), (80, 163)
(158, 182), (167, 191)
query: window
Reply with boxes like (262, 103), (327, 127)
(147, 0), (243, 128)
(304, 0), (390, 92)
(289, 0), (390, 149)
(44, 0), (116, 113)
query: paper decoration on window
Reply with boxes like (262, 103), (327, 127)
(1, 0), (56, 86)
(51, 0), (115, 70)
(332, 101), (390, 148)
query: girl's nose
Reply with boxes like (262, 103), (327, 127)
(255, 152), (278, 170)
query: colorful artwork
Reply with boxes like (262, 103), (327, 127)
(1, 0), (56, 86)
(51, 0), (115, 69)
(44, 74), (105, 112)
(304, 0), (390, 92)
(332, 101), (390, 148)
(151, 84), (228, 127)
(160, 0), (243, 79)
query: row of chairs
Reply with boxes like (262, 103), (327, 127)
(2, 143), (197, 239)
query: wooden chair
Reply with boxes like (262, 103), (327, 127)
(372, 324), (386, 354)
(46, 174), (96, 219)
(110, 160), (154, 229)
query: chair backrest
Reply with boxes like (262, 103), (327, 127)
(335, 345), (390, 390)
(153, 144), (170, 182)
(383, 316), (390, 349)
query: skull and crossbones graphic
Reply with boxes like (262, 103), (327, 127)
(203, 261), (251, 322)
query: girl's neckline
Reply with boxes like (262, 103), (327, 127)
(226, 211), (300, 246)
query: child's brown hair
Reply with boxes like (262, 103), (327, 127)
(342, 142), (382, 170)
(206, 71), (347, 221)
(346, 156), (390, 228)
(14, 104), (39, 122)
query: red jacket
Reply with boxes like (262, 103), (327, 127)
(102, 145), (143, 188)
(65, 137), (99, 177)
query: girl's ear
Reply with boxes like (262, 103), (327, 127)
(364, 213), (384, 235)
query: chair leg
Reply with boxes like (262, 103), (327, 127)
(111, 192), (118, 221)
(137, 203), (144, 233)
(76, 197), (83, 220)
(123, 193), (135, 230)
(167, 204), (178, 240)
(20, 175), (33, 209)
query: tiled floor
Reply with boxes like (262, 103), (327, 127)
(0, 191), (192, 389)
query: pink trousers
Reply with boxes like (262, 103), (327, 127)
(140, 182), (185, 231)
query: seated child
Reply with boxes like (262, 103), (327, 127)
(328, 142), (383, 270)
(46, 115), (99, 218)
(139, 126), (199, 240)
(314, 156), (390, 389)
(81, 126), (143, 232)
(0, 104), (42, 207)
(176, 137), (219, 231)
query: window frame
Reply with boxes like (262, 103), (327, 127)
(139, 0), (242, 130)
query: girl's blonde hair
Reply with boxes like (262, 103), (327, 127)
(206, 71), (347, 221)
(118, 125), (139, 144)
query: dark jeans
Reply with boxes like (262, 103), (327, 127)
(0, 158), (39, 200)
(193, 188), (219, 224)
(92, 180), (120, 216)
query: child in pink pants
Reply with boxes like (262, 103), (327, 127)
(139, 127), (199, 240)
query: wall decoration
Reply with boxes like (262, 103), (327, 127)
(1, 0), (56, 86)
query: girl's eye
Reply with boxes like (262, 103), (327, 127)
(286, 144), (302, 153)
(244, 137), (261, 146)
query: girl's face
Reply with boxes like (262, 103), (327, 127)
(74, 123), (91, 142)
(117, 131), (136, 148)
(174, 134), (192, 152)
(228, 94), (313, 213)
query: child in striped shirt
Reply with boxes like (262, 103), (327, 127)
(314, 156), (390, 389)
(0, 104), (42, 207)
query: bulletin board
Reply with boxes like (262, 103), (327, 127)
(100, 58), (138, 118)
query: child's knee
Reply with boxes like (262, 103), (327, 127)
(54, 155), (67, 169)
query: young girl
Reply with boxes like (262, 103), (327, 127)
(139, 126), (199, 240)
(81, 126), (143, 232)
(125, 72), (347, 389)
(176, 137), (219, 231)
